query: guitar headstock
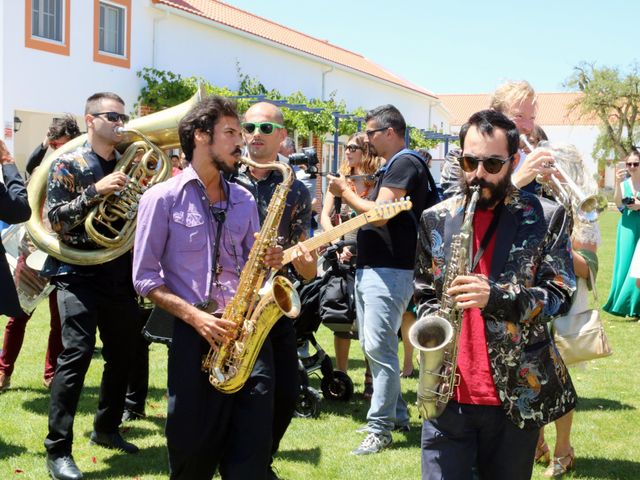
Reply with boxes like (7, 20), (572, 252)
(364, 197), (413, 222)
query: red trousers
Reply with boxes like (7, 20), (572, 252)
(0, 292), (62, 380)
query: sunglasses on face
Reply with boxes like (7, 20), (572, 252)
(91, 111), (129, 123)
(241, 121), (284, 135)
(365, 126), (388, 138)
(345, 144), (363, 153)
(627, 162), (639, 167)
(458, 154), (512, 174)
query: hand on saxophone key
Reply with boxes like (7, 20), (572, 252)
(259, 236), (284, 270)
(193, 310), (235, 348)
(447, 274), (490, 310)
(95, 171), (128, 196)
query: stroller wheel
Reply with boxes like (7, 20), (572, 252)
(294, 387), (321, 418)
(321, 370), (354, 402)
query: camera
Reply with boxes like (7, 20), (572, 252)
(288, 147), (319, 177)
(622, 196), (635, 205)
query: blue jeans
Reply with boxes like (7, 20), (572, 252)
(355, 267), (413, 435)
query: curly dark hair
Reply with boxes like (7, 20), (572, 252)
(48, 114), (81, 140)
(178, 96), (239, 163)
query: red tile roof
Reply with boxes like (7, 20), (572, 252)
(438, 92), (599, 126)
(152, 0), (437, 99)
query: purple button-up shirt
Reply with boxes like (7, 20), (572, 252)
(132, 165), (260, 312)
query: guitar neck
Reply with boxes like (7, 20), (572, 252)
(282, 213), (368, 265)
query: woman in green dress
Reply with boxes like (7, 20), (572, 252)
(604, 148), (640, 318)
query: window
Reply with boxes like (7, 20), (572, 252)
(25, 0), (70, 56)
(99, 2), (125, 56)
(93, 0), (131, 68)
(32, 0), (63, 42)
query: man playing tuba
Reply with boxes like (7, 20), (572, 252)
(44, 92), (140, 480)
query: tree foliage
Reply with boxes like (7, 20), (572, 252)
(566, 62), (640, 163)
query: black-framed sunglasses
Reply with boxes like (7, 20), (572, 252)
(241, 121), (284, 135)
(91, 111), (129, 123)
(458, 154), (512, 174)
(345, 144), (363, 153)
(627, 162), (639, 168)
(365, 126), (389, 137)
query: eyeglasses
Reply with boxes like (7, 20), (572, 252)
(241, 121), (284, 135)
(365, 126), (389, 137)
(458, 154), (512, 174)
(627, 162), (639, 167)
(90, 111), (129, 123)
(345, 144), (363, 153)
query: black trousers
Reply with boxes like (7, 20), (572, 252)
(269, 317), (299, 460)
(167, 318), (274, 480)
(124, 305), (151, 415)
(44, 273), (138, 455)
(421, 401), (539, 480)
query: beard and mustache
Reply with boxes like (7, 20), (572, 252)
(463, 171), (513, 210)
(209, 146), (243, 174)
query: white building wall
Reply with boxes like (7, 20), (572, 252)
(3, 0), (449, 170)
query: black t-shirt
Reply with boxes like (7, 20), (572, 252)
(356, 152), (436, 270)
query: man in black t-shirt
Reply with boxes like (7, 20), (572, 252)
(328, 104), (437, 455)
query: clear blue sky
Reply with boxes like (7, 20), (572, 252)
(227, 0), (638, 94)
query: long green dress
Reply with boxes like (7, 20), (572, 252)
(603, 179), (640, 317)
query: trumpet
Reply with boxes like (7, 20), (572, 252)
(520, 135), (606, 223)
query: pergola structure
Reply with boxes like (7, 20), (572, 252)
(233, 95), (457, 172)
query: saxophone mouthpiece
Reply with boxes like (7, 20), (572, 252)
(115, 126), (126, 135)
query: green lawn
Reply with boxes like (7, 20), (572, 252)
(0, 209), (638, 479)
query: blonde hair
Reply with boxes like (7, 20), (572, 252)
(490, 80), (537, 114)
(339, 133), (382, 184)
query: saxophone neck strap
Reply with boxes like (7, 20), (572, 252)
(470, 202), (503, 272)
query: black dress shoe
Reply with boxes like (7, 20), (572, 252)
(46, 454), (83, 480)
(90, 430), (139, 454)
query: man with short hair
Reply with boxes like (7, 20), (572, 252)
(278, 136), (296, 158)
(414, 109), (576, 479)
(328, 104), (438, 455)
(133, 95), (287, 479)
(441, 80), (555, 198)
(26, 115), (81, 175)
(44, 92), (140, 480)
(231, 101), (314, 478)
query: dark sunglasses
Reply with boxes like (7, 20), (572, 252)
(241, 121), (284, 135)
(458, 154), (512, 174)
(91, 111), (129, 123)
(345, 144), (363, 153)
(627, 162), (639, 167)
(365, 126), (389, 137)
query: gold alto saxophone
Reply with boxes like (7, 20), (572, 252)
(201, 157), (301, 393)
(408, 186), (479, 419)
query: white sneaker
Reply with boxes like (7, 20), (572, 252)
(351, 432), (392, 455)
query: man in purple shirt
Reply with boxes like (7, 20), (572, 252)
(133, 96), (284, 479)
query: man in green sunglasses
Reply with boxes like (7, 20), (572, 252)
(230, 101), (315, 480)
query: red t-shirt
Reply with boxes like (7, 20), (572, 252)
(453, 208), (501, 406)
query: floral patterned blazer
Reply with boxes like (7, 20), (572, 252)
(414, 188), (577, 429)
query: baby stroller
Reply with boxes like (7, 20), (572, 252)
(293, 241), (356, 418)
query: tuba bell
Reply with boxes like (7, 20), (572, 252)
(26, 87), (205, 265)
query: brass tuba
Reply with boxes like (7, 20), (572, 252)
(26, 87), (205, 265)
(201, 156), (301, 393)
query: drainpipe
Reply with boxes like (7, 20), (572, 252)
(321, 65), (334, 101)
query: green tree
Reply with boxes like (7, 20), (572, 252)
(566, 62), (640, 164)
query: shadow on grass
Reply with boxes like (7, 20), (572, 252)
(576, 396), (635, 411)
(0, 435), (27, 458)
(570, 457), (640, 479)
(21, 386), (168, 417)
(85, 445), (169, 479)
(277, 446), (321, 465)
